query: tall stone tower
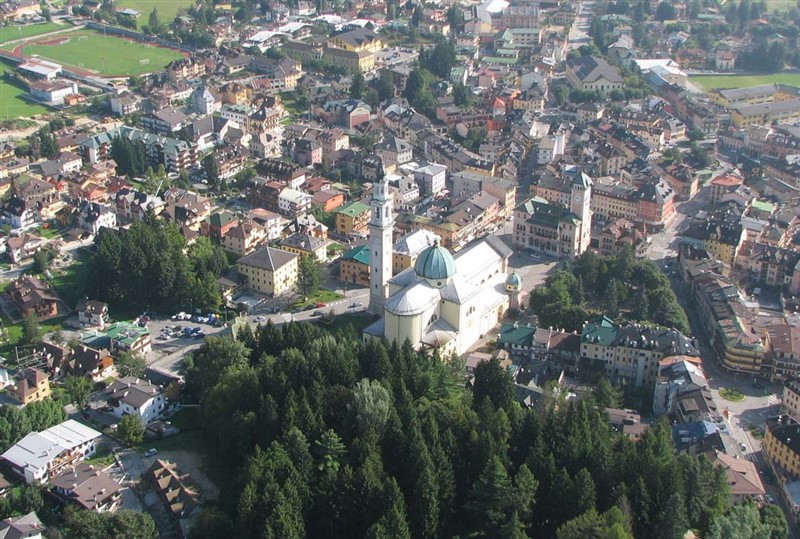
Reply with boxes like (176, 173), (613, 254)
(571, 170), (593, 255)
(369, 178), (394, 315)
(505, 271), (523, 311)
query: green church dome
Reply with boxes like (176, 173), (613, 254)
(414, 240), (456, 281)
(506, 272), (522, 287)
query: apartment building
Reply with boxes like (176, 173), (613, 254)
(580, 316), (700, 387)
(237, 247), (299, 296)
(764, 415), (800, 478)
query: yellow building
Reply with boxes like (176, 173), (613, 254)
(731, 99), (800, 128)
(392, 229), (441, 275)
(710, 84), (800, 107)
(783, 378), (800, 419)
(323, 47), (375, 73)
(8, 368), (51, 406)
(764, 415), (800, 478)
(339, 245), (370, 286)
(278, 233), (329, 262)
(335, 201), (370, 236)
(221, 82), (248, 105)
(237, 246), (298, 296)
(221, 221), (269, 256)
(326, 28), (383, 53)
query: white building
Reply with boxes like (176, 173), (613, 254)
(17, 58), (61, 81)
(106, 376), (168, 424)
(190, 84), (219, 115)
(76, 201), (117, 235)
(414, 163), (447, 195)
(364, 178), (516, 356)
(277, 188), (311, 217)
(29, 80), (78, 106)
(0, 512), (46, 539)
(110, 92), (140, 117)
(1, 420), (101, 484)
(365, 235), (514, 356)
(537, 133), (565, 164)
(368, 178), (394, 315)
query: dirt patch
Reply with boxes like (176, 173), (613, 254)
(156, 449), (220, 501)
(37, 37), (69, 46)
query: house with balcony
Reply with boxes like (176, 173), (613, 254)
(51, 463), (121, 513)
(106, 377), (169, 424)
(1, 420), (101, 484)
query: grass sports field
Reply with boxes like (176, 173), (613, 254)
(0, 61), (48, 118)
(765, 0), (795, 11)
(20, 31), (184, 76)
(115, 0), (197, 29)
(0, 22), (64, 45)
(690, 73), (800, 91)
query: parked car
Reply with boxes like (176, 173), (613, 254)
(192, 326), (202, 334)
(315, 302), (326, 308)
(144, 448), (158, 457)
(193, 331), (205, 339)
(313, 310), (324, 317)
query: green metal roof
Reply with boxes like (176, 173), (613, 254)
(208, 211), (236, 227)
(341, 244), (370, 265)
(414, 241), (456, 280)
(499, 323), (535, 346)
(103, 321), (150, 346)
(750, 200), (776, 213)
(506, 272), (522, 286)
(336, 201), (370, 218)
(581, 316), (618, 345)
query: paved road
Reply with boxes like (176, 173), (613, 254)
(145, 285), (371, 377)
(567, 1), (594, 51)
(669, 243), (799, 537)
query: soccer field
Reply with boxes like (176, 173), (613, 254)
(0, 62), (48, 118)
(0, 22), (64, 46)
(690, 74), (800, 91)
(22, 31), (185, 76)
(115, 0), (197, 29)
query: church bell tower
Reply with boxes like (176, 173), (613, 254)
(369, 178), (394, 315)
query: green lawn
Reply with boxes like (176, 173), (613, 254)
(85, 444), (116, 468)
(0, 314), (65, 357)
(167, 407), (201, 431)
(0, 22), (65, 46)
(691, 73), (800, 91)
(23, 31), (184, 76)
(49, 249), (91, 311)
(766, 0), (796, 11)
(719, 387), (745, 402)
(0, 61), (48, 119)
(115, 0), (196, 29)
(34, 224), (62, 240)
(291, 289), (345, 309)
(319, 312), (379, 333)
(135, 429), (230, 494)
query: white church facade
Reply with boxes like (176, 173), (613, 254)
(364, 178), (523, 356)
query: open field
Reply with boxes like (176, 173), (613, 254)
(0, 313), (65, 357)
(0, 61), (48, 119)
(690, 73), (800, 91)
(766, 0), (796, 11)
(115, 0), (196, 29)
(20, 31), (184, 76)
(49, 249), (91, 311)
(0, 22), (65, 45)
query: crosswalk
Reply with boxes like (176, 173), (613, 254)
(768, 394), (781, 406)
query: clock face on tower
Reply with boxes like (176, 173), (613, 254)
(575, 192), (583, 203)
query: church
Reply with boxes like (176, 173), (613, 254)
(363, 178), (523, 356)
